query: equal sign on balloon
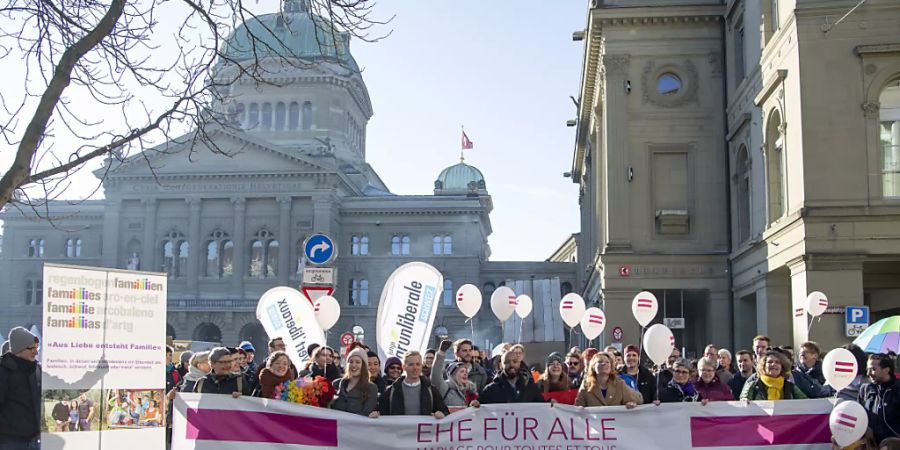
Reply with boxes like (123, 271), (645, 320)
(836, 413), (858, 429)
(562, 300), (574, 310)
(834, 361), (855, 374)
(669, 336), (676, 346)
(508, 296), (517, 306)
(588, 314), (603, 325)
(636, 298), (654, 309)
(457, 293), (464, 302)
(818, 298), (828, 307)
(794, 307), (805, 317)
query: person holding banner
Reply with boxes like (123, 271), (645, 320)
(331, 348), (378, 416)
(257, 351), (295, 399)
(432, 341), (480, 408)
(657, 359), (702, 403)
(0, 327), (41, 449)
(739, 349), (807, 401)
(181, 351), (211, 393)
(695, 357), (733, 402)
(480, 350), (545, 404)
(194, 347), (252, 397)
(373, 351), (449, 418)
(575, 352), (641, 408)
(383, 356), (403, 386)
(538, 353), (577, 405)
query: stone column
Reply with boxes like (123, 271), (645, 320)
(601, 289), (636, 350)
(278, 196), (292, 285)
(788, 255), (864, 352)
(754, 276), (792, 348)
(231, 198), (246, 296)
(603, 54), (632, 252)
(101, 199), (122, 268)
(187, 197), (201, 295)
(142, 199), (157, 272)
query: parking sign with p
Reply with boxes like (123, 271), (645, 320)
(845, 306), (869, 338)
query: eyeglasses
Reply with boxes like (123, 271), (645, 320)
(567, 361), (581, 366)
(387, 365), (402, 371)
(674, 369), (690, 375)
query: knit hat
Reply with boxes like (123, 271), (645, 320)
(347, 348), (368, 365)
(624, 345), (640, 356)
(1, 340), (8, 354)
(8, 327), (38, 354)
(239, 341), (255, 352)
(546, 352), (564, 366)
(180, 351), (194, 364)
(447, 362), (466, 378)
(384, 356), (402, 373)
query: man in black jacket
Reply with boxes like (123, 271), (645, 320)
(0, 327), (41, 449)
(479, 350), (544, 404)
(859, 353), (900, 445)
(375, 351), (448, 418)
(195, 347), (252, 396)
(618, 345), (656, 404)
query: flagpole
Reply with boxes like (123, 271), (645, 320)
(460, 125), (465, 162)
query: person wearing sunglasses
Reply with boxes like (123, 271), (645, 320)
(383, 356), (403, 385)
(0, 327), (41, 449)
(566, 351), (584, 387)
(656, 358), (702, 404)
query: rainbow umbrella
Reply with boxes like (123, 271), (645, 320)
(853, 316), (900, 354)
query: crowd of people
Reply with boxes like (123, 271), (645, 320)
(163, 333), (898, 448)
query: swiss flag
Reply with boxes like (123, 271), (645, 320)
(461, 130), (474, 149)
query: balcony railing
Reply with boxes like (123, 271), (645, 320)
(167, 298), (258, 312)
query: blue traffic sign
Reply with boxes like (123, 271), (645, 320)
(846, 306), (869, 325)
(303, 234), (336, 265)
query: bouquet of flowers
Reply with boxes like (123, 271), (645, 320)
(272, 376), (336, 407)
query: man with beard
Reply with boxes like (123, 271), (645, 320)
(479, 350), (544, 404)
(450, 339), (488, 392)
(859, 353), (900, 445)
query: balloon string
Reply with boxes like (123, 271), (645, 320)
(470, 319), (475, 342)
(807, 315), (815, 337)
(518, 317), (523, 344)
(638, 326), (646, 362)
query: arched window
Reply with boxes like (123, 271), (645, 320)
(262, 102), (273, 130)
(75, 239), (82, 257)
(391, 236), (400, 255)
(193, 323), (222, 343)
(401, 236), (410, 255)
(443, 279), (453, 306)
(349, 279), (369, 306)
(24, 279), (33, 305)
(766, 110), (785, 223)
(302, 101), (312, 130)
(289, 102), (300, 130)
(248, 103), (259, 129)
(235, 103), (246, 128)
(360, 280), (369, 306)
(443, 236), (452, 255)
(275, 102), (286, 130)
(736, 146), (751, 241)
(360, 236), (368, 255)
(483, 282), (495, 297)
(66, 238), (76, 258)
(432, 236), (442, 255)
(160, 230), (187, 277)
(880, 78), (900, 198)
(351, 235), (368, 256)
(166, 324), (177, 340)
(433, 235), (451, 255)
(249, 230), (277, 278)
(204, 230), (231, 278)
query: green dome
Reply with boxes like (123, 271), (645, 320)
(435, 162), (486, 192)
(221, 1), (359, 71)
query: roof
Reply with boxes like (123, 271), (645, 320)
(435, 162), (486, 192)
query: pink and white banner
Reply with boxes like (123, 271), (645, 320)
(173, 394), (837, 450)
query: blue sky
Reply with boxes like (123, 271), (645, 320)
(352, 1), (585, 260)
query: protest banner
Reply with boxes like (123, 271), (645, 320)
(41, 263), (166, 450)
(375, 262), (443, 364)
(173, 393), (835, 450)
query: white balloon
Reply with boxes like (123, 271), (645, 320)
(806, 291), (829, 317)
(490, 286), (517, 322)
(314, 295), (341, 331)
(632, 291), (659, 327)
(455, 284), (482, 318)
(559, 293), (586, 328)
(515, 295), (533, 319)
(822, 348), (858, 391)
(642, 323), (675, 367)
(579, 307), (606, 340)
(830, 400), (869, 447)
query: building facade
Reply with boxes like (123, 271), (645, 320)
(0, 1), (576, 355)
(573, 0), (900, 355)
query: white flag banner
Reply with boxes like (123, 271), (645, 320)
(256, 286), (325, 368)
(375, 262), (443, 364)
(173, 394), (836, 450)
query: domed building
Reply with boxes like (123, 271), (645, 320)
(0, 1), (575, 357)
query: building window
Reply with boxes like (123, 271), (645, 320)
(205, 231), (233, 278)
(289, 102), (300, 130)
(561, 282), (573, 296)
(763, 0), (779, 44)
(248, 103), (259, 129)
(275, 102), (286, 130)
(262, 102), (273, 130)
(766, 110), (785, 222)
(734, 21), (745, 84)
(65, 238), (82, 258)
(28, 239), (44, 258)
(249, 229), (278, 278)
(657, 73), (682, 96)
(391, 235), (410, 255)
(736, 146), (751, 242)
(880, 78), (900, 198)
(24, 279), (42, 305)
(235, 103), (246, 127)
(483, 282), (495, 297)
(443, 279), (453, 306)
(302, 101), (312, 130)
(161, 230), (187, 277)
(351, 235), (368, 256)
(125, 239), (141, 270)
(349, 279), (369, 306)
(433, 235), (452, 255)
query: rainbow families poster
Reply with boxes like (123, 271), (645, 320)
(41, 263), (166, 450)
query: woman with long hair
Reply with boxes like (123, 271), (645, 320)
(299, 346), (341, 382)
(330, 348), (378, 416)
(258, 351), (295, 399)
(740, 349), (807, 401)
(575, 353), (641, 408)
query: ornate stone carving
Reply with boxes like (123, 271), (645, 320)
(603, 54), (631, 76)
(434, 180), (443, 190)
(708, 52), (722, 78)
(862, 101), (880, 117)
